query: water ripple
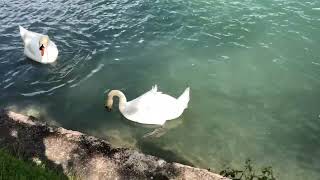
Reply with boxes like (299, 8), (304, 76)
(21, 83), (66, 97)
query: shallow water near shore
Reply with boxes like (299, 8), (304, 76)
(1, 0), (320, 179)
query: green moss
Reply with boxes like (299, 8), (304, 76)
(0, 149), (68, 180)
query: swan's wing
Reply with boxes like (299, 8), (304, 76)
(177, 87), (190, 109)
(43, 40), (59, 63)
(24, 36), (41, 61)
(19, 26), (44, 42)
(20, 26), (32, 47)
(123, 86), (184, 125)
(126, 85), (164, 110)
(20, 26), (40, 59)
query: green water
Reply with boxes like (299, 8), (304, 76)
(1, 0), (320, 179)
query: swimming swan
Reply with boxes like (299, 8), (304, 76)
(19, 26), (58, 64)
(105, 85), (190, 125)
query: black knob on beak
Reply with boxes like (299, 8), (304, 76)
(39, 44), (44, 50)
(105, 106), (112, 112)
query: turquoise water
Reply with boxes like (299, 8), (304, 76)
(1, 0), (320, 179)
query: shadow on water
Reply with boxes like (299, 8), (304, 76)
(137, 139), (194, 167)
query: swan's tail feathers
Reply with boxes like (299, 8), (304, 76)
(151, 84), (158, 92)
(19, 26), (28, 39)
(178, 87), (190, 109)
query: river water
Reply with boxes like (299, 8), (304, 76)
(1, 0), (320, 179)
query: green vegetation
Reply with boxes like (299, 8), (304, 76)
(0, 149), (67, 180)
(220, 159), (276, 180)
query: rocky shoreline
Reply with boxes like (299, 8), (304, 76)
(0, 109), (228, 180)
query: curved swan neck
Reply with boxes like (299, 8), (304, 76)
(107, 90), (127, 112)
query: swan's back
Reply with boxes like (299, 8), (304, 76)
(123, 86), (189, 125)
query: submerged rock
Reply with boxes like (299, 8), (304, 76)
(0, 109), (228, 180)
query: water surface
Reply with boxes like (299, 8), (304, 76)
(1, 0), (320, 179)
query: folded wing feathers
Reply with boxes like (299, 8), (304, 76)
(151, 85), (157, 92)
(178, 87), (190, 109)
(19, 26), (27, 40)
(151, 84), (163, 95)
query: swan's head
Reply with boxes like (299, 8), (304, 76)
(105, 90), (127, 112)
(39, 36), (49, 47)
(105, 91), (115, 112)
(105, 97), (113, 112)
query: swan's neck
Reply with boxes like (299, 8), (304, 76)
(107, 90), (127, 112)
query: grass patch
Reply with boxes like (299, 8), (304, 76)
(0, 149), (68, 180)
(220, 159), (276, 180)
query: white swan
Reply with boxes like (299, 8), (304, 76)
(105, 85), (190, 125)
(19, 26), (58, 64)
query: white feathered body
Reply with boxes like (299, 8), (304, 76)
(19, 26), (58, 64)
(121, 85), (190, 125)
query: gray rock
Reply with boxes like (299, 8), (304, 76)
(0, 109), (229, 180)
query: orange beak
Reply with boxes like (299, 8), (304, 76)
(41, 48), (45, 56)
